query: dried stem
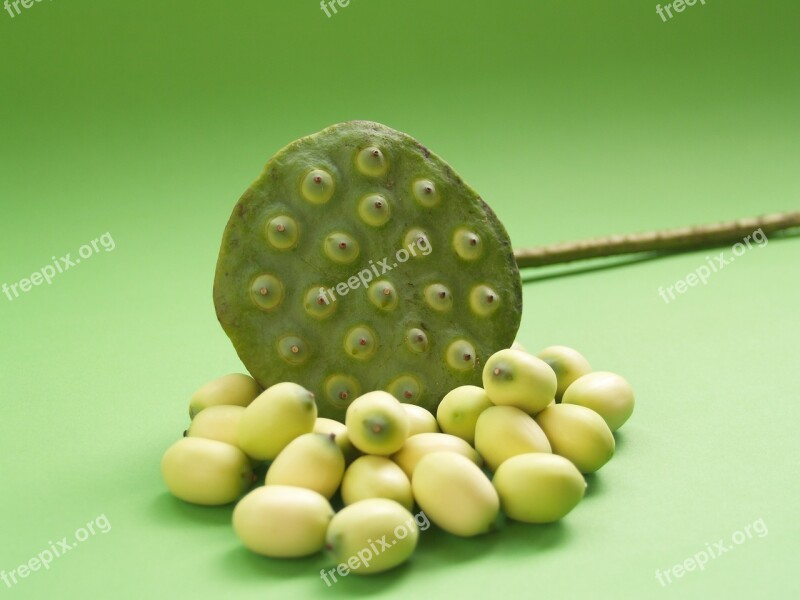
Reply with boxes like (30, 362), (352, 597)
(513, 211), (800, 269)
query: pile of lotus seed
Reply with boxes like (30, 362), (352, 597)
(161, 344), (634, 574)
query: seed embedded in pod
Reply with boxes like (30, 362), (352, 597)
(405, 328), (429, 353)
(249, 274), (284, 310)
(412, 179), (440, 208)
(424, 283), (453, 311)
(356, 146), (388, 177)
(265, 215), (299, 249)
(277, 335), (309, 365)
(453, 228), (483, 260)
(470, 285), (500, 317)
(446, 338), (477, 371)
(324, 232), (359, 264)
(367, 280), (398, 311)
(403, 228), (430, 256)
(386, 374), (422, 403)
(301, 169), (335, 204)
(323, 374), (362, 408)
(358, 194), (391, 227)
(304, 286), (336, 319)
(344, 326), (378, 360)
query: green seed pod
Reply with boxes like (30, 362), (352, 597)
(233, 486), (334, 558)
(161, 438), (253, 506)
(188, 373), (261, 419)
(412, 452), (499, 537)
(325, 499), (419, 575)
(482, 349), (557, 415)
(213, 121), (523, 422)
(474, 405), (551, 472)
(536, 345), (592, 402)
(436, 385), (492, 445)
(492, 453), (586, 523)
(313, 417), (360, 464)
(341, 455), (414, 511)
(265, 433), (345, 499)
(401, 403), (439, 436)
(237, 382), (317, 460)
(391, 432), (481, 479)
(345, 391), (410, 456)
(561, 371), (634, 431)
(535, 404), (615, 474)
(186, 405), (245, 449)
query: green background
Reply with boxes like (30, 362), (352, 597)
(1, 1), (798, 598)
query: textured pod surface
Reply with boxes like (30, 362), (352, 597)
(214, 121), (522, 420)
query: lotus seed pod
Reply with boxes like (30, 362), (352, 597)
(482, 349), (557, 415)
(535, 404), (615, 474)
(436, 385), (492, 445)
(341, 456), (414, 511)
(161, 438), (253, 506)
(233, 486), (334, 558)
(265, 433), (345, 499)
(391, 432), (481, 479)
(345, 391), (410, 456)
(186, 405), (245, 449)
(313, 417), (360, 463)
(412, 452), (500, 537)
(536, 345), (592, 402)
(325, 498), (419, 575)
(492, 453), (586, 523)
(214, 121), (522, 421)
(561, 371), (635, 431)
(237, 382), (317, 460)
(474, 406), (552, 472)
(188, 373), (261, 419)
(401, 403), (439, 435)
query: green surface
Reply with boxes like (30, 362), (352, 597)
(1, 1), (798, 599)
